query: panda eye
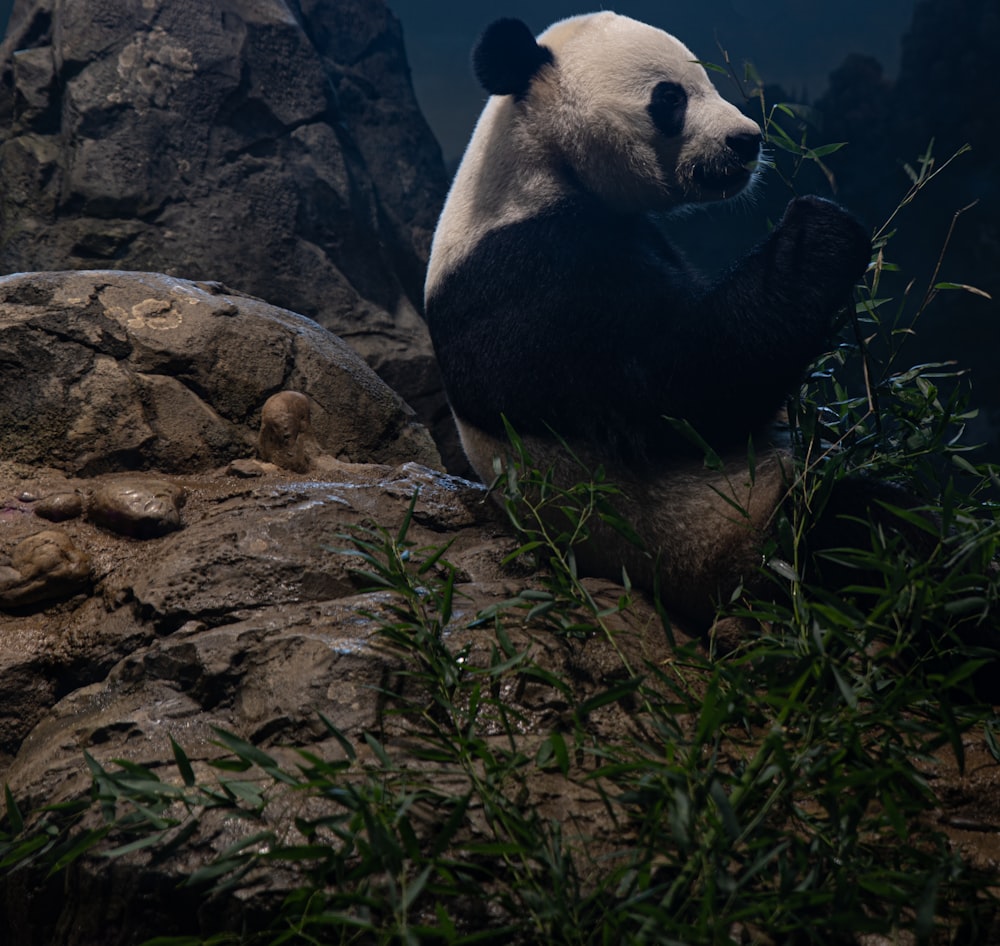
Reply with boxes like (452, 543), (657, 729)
(647, 81), (687, 138)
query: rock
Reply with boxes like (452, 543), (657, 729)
(0, 458), (504, 770)
(226, 458), (268, 478)
(257, 391), (316, 473)
(128, 461), (495, 631)
(32, 491), (83, 522)
(0, 270), (441, 475)
(87, 477), (185, 539)
(0, 0), (460, 467)
(0, 529), (91, 608)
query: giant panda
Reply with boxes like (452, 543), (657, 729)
(424, 13), (872, 625)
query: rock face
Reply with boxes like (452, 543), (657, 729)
(0, 270), (440, 474)
(0, 458), (501, 765)
(0, 0), (456, 461)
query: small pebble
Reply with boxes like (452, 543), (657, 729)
(226, 458), (266, 478)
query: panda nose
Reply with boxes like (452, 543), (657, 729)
(727, 130), (762, 165)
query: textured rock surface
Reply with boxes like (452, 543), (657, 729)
(0, 459), (505, 766)
(0, 0), (456, 461)
(0, 270), (440, 474)
(0, 449), (682, 945)
(0, 528), (91, 607)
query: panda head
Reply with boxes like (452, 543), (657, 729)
(470, 12), (763, 212)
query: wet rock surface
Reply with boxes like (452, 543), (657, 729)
(0, 459), (505, 760)
(0, 529), (91, 608)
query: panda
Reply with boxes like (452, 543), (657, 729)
(424, 13), (873, 626)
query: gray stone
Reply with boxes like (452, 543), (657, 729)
(0, 0), (458, 464)
(0, 529), (91, 608)
(0, 458), (504, 768)
(0, 270), (441, 475)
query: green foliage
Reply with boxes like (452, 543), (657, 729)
(2, 71), (999, 946)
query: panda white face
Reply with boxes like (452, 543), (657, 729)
(534, 12), (763, 211)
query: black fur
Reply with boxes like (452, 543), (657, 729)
(473, 18), (554, 97)
(426, 194), (870, 466)
(647, 81), (687, 138)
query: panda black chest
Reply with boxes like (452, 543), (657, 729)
(429, 201), (694, 342)
(425, 199), (708, 458)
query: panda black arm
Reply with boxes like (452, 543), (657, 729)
(595, 195), (870, 451)
(696, 197), (870, 368)
(665, 196), (872, 435)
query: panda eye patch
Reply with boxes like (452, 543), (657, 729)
(647, 81), (687, 138)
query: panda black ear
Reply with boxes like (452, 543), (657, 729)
(472, 18), (553, 97)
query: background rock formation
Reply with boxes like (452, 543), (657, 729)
(0, 0), (457, 461)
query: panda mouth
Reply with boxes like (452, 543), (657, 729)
(694, 164), (754, 196)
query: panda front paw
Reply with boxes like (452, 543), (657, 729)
(774, 196), (871, 306)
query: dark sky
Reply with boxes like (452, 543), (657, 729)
(390, 0), (918, 162)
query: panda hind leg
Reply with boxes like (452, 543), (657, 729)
(458, 416), (791, 633)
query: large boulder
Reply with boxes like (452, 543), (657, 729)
(0, 269), (440, 474)
(0, 0), (457, 461)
